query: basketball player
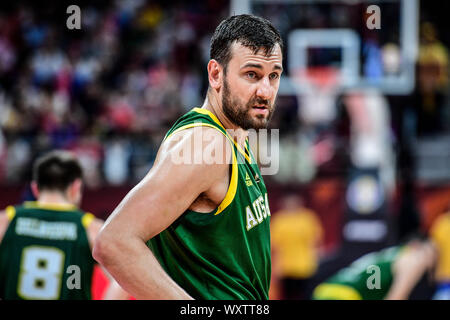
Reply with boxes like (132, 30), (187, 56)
(312, 238), (437, 300)
(0, 150), (125, 299)
(93, 14), (284, 299)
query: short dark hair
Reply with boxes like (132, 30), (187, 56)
(33, 150), (83, 192)
(210, 14), (283, 72)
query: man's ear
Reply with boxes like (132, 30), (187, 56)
(69, 179), (83, 202)
(207, 59), (223, 92)
(31, 181), (39, 199)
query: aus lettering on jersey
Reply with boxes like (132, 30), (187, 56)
(246, 193), (271, 231)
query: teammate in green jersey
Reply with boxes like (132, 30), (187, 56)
(312, 238), (437, 300)
(0, 151), (126, 300)
(93, 14), (284, 299)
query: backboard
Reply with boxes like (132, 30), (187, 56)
(230, 0), (419, 96)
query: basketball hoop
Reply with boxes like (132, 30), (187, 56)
(292, 66), (341, 126)
(292, 66), (341, 92)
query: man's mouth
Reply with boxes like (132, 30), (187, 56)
(252, 105), (268, 110)
(251, 105), (269, 115)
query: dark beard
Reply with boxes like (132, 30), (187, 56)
(222, 78), (273, 130)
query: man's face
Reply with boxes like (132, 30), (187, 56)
(221, 42), (283, 130)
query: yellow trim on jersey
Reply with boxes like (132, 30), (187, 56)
(313, 283), (362, 300)
(23, 201), (77, 212)
(192, 107), (252, 163)
(82, 213), (95, 229)
(164, 123), (222, 142)
(192, 107), (225, 130)
(5, 206), (16, 221)
(216, 145), (238, 215)
(164, 122), (238, 215)
(245, 139), (258, 164)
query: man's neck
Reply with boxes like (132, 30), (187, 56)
(202, 94), (248, 146)
(37, 192), (74, 207)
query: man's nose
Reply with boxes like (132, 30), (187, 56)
(256, 77), (272, 100)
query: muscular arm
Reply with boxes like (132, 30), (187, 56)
(102, 279), (132, 300)
(86, 217), (130, 300)
(93, 127), (231, 300)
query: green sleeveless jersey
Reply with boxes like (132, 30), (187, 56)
(0, 202), (95, 300)
(313, 246), (404, 300)
(147, 107), (272, 300)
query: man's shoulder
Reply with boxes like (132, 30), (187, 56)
(166, 124), (228, 144)
(166, 115), (226, 141)
(162, 125), (233, 168)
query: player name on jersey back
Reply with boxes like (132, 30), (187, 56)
(15, 217), (78, 241)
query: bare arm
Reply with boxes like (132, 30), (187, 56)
(0, 211), (9, 244)
(102, 280), (131, 300)
(86, 217), (104, 250)
(93, 128), (230, 300)
(385, 242), (437, 300)
(85, 217), (130, 300)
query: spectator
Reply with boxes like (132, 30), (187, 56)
(271, 194), (324, 299)
(430, 208), (450, 300)
(415, 22), (449, 136)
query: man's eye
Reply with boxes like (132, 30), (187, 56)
(247, 72), (257, 79)
(269, 73), (279, 80)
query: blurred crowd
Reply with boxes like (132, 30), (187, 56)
(0, 1), (449, 190)
(0, 0), (228, 187)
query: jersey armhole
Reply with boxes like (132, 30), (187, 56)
(215, 145), (238, 215)
(164, 123), (239, 216)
